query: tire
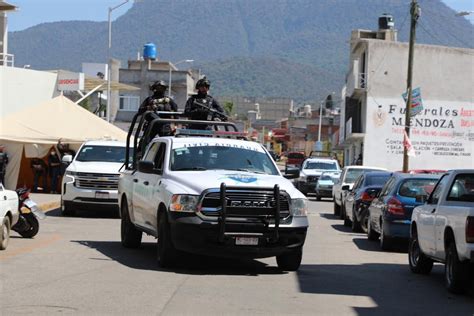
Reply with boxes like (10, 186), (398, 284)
(316, 195), (321, 201)
(351, 208), (362, 232)
(120, 200), (142, 248)
(276, 248), (302, 271)
(367, 216), (379, 241)
(0, 216), (11, 250)
(333, 201), (340, 216)
(61, 199), (76, 217)
(157, 211), (179, 268)
(445, 242), (470, 294)
(360, 208), (369, 233)
(379, 220), (393, 251)
(18, 213), (39, 238)
(339, 200), (346, 220)
(408, 230), (433, 274)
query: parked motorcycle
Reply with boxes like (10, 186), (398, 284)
(12, 187), (46, 238)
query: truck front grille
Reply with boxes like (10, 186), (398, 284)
(200, 189), (291, 219)
(307, 176), (319, 183)
(75, 172), (120, 190)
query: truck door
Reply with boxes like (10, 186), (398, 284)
(141, 142), (167, 231)
(132, 142), (161, 229)
(418, 175), (449, 257)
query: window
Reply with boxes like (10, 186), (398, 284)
(447, 174), (474, 202)
(76, 145), (126, 163)
(429, 175), (449, 205)
(304, 161), (338, 170)
(398, 178), (439, 198)
(379, 177), (395, 197)
(143, 142), (166, 171)
(119, 95), (140, 111)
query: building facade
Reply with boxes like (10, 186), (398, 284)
(117, 60), (197, 122)
(339, 27), (474, 169)
(218, 96), (292, 121)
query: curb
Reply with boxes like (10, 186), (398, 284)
(39, 201), (61, 214)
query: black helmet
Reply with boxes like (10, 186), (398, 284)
(195, 77), (210, 89)
(150, 80), (168, 91)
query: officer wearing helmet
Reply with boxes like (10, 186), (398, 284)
(184, 77), (226, 129)
(138, 80), (178, 114)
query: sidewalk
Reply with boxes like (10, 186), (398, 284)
(30, 193), (61, 213)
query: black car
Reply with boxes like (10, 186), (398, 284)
(367, 173), (440, 250)
(343, 171), (392, 231)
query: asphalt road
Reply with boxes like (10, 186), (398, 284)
(1, 198), (473, 315)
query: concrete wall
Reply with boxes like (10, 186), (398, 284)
(0, 67), (59, 117)
(362, 41), (474, 170)
(367, 41), (473, 102)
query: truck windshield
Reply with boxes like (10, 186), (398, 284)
(75, 146), (126, 163)
(304, 161), (338, 170)
(170, 145), (279, 175)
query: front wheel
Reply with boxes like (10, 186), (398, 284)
(18, 214), (39, 238)
(61, 200), (75, 217)
(408, 231), (433, 274)
(0, 216), (11, 250)
(367, 216), (379, 241)
(351, 208), (362, 232)
(333, 201), (340, 216)
(276, 248), (302, 271)
(157, 211), (179, 268)
(445, 242), (470, 294)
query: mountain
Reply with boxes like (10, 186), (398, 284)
(9, 0), (473, 103)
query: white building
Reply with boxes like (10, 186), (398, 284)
(339, 24), (474, 170)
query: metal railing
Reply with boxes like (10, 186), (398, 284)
(0, 53), (14, 67)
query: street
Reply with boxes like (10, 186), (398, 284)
(1, 199), (473, 315)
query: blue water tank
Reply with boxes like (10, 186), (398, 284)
(143, 42), (157, 60)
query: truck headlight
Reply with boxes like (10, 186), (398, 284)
(299, 175), (307, 182)
(170, 194), (199, 213)
(290, 198), (308, 217)
(65, 171), (77, 176)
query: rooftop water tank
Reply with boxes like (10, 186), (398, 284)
(143, 42), (157, 60)
(379, 13), (394, 30)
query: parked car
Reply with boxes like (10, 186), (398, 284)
(409, 170), (474, 294)
(367, 173), (440, 250)
(296, 158), (340, 195)
(61, 140), (127, 217)
(314, 171), (341, 201)
(0, 182), (19, 250)
(285, 151), (306, 169)
(343, 171), (392, 231)
(333, 166), (387, 218)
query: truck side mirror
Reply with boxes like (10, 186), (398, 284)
(62, 155), (73, 164)
(342, 185), (350, 191)
(138, 160), (154, 174)
(284, 167), (300, 179)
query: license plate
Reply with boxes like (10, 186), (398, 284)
(235, 237), (259, 246)
(95, 192), (109, 199)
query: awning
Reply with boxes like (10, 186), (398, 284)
(85, 77), (139, 92)
(0, 1), (17, 11)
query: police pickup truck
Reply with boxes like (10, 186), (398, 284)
(409, 169), (474, 294)
(118, 113), (308, 270)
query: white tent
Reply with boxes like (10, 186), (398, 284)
(0, 95), (127, 189)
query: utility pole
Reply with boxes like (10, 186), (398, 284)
(402, 0), (420, 173)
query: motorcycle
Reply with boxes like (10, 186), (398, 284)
(12, 187), (46, 238)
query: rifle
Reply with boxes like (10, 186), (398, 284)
(192, 99), (229, 121)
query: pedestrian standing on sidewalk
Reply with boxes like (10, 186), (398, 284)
(31, 158), (48, 193)
(48, 149), (61, 194)
(0, 145), (8, 185)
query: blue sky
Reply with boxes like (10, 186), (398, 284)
(6, 0), (474, 32)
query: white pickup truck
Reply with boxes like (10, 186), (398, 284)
(118, 118), (308, 270)
(409, 169), (474, 294)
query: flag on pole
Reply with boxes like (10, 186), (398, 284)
(403, 131), (416, 157)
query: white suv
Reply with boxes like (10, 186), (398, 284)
(61, 140), (126, 216)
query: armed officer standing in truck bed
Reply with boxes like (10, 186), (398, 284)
(184, 78), (227, 129)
